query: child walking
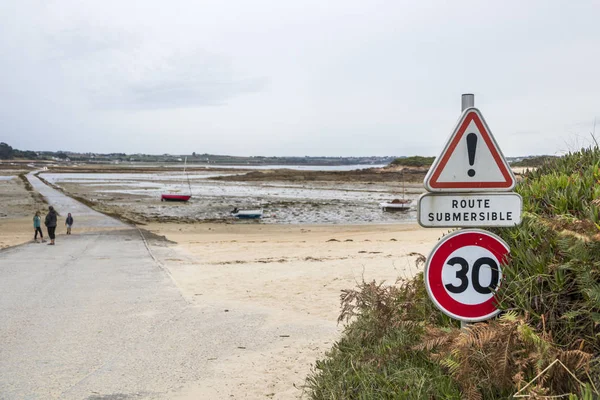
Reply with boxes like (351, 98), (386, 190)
(33, 211), (45, 243)
(65, 213), (74, 235)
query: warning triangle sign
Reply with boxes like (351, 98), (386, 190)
(424, 107), (515, 192)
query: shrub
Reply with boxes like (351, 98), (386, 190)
(307, 273), (461, 399)
(418, 312), (594, 399)
(307, 147), (600, 399)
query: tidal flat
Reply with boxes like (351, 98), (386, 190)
(39, 167), (426, 225)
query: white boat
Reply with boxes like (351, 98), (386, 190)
(380, 199), (412, 212)
(231, 208), (263, 219)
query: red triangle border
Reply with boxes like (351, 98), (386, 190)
(428, 111), (514, 189)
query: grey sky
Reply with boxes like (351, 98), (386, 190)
(1, 0), (599, 156)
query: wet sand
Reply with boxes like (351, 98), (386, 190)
(39, 167), (425, 225)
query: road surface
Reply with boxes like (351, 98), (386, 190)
(0, 174), (334, 399)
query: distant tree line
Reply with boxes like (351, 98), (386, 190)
(0, 142), (69, 160)
(0, 142), (13, 159)
(389, 156), (435, 167)
(510, 156), (558, 167)
(0, 142), (39, 160)
(1, 142), (399, 166)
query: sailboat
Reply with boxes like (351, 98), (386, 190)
(379, 168), (412, 212)
(161, 157), (192, 202)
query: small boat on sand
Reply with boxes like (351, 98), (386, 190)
(231, 208), (263, 219)
(379, 199), (412, 212)
(161, 194), (191, 202)
(380, 168), (412, 212)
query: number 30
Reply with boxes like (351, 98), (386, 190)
(444, 257), (500, 294)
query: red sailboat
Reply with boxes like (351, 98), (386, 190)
(161, 193), (191, 202)
(161, 157), (192, 202)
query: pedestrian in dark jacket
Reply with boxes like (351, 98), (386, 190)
(65, 213), (74, 235)
(45, 206), (58, 245)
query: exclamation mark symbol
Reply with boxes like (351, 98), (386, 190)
(467, 133), (477, 177)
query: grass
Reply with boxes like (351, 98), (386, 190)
(306, 147), (600, 399)
(306, 275), (461, 399)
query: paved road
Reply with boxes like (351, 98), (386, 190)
(0, 175), (327, 399)
(27, 172), (124, 229)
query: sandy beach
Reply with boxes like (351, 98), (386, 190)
(145, 222), (445, 398)
(146, 222), (444, 321)
(0, 172), (47, 249)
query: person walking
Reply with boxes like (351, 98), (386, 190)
(45, 206), (58, 245)
(33, 211), (45, 243)
(65, 213), (74, 235)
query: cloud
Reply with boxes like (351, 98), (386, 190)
(126, 76), (268, 109)
(47, 26), (129, 61)
(103, 48), (269, 109)
(1, 0), (600, 155)
(48, 26), (269, 110)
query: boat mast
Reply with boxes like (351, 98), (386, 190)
(402, 168), (405, 200)
(184, 157), (192, 195)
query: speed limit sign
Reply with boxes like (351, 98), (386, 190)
(425, 229), (510, 322)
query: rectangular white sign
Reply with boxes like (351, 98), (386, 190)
(418, 192), (522, 228)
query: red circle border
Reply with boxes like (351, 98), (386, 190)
(425, 230), (510, 321)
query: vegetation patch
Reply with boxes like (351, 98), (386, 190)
(390, 156), (436, 167)
(306, 147), (600, 399)
(18, 172), (47, 206)
(306, 274), (461, 399)
(210, 167), (427, 183)
(511, 155), (559, 168)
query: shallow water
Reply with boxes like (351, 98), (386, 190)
(43, 172), (235, 183)
(42, 172), (419, 224)
(145, 164), (387, 171)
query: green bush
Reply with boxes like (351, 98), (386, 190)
(306, 147), (600, 399)
(307, 275), (461, 399)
